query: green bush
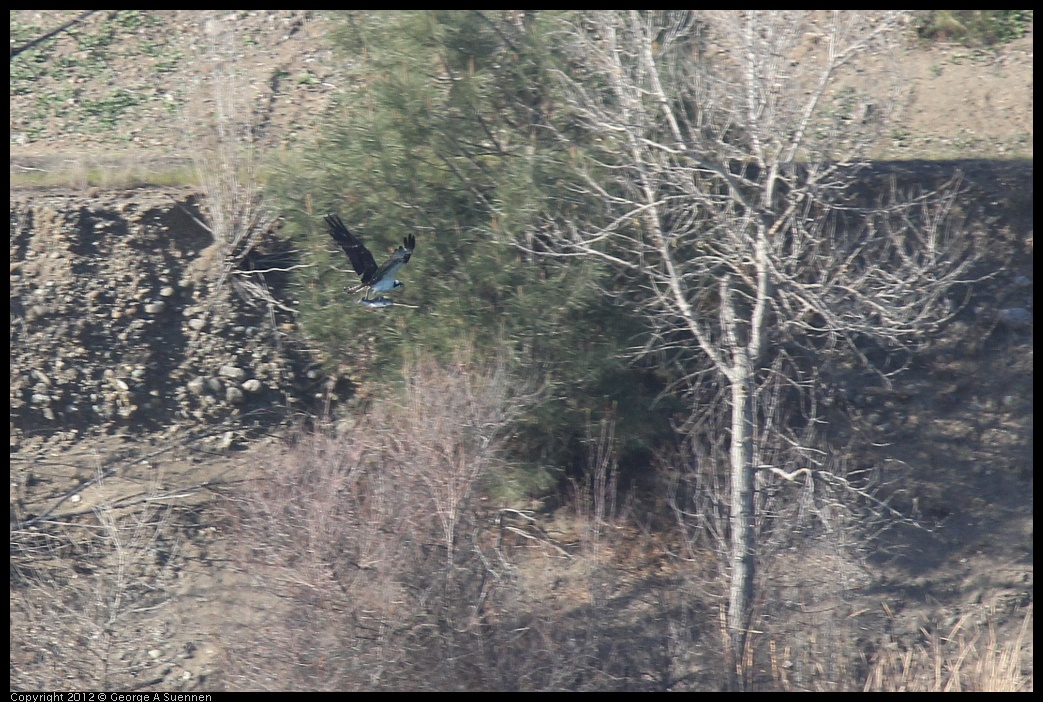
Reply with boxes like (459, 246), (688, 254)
(915, 10), (1033, 46)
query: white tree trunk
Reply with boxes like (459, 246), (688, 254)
(726, 347), (756, 683)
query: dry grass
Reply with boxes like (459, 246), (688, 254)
(865, 607), (1032, 691)
(10, 156), (199, 190)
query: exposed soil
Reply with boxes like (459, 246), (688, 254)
(9, 11), (1033, 691)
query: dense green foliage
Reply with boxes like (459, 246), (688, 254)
(915, 10), (1033, 46)
(275, 11), (677, 487)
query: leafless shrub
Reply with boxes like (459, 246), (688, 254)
(11, 470), (183, 691)
(571, 414), (620, 612)
(223, 353), (611, 690)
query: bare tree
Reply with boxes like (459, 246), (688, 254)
(182, 12), (284, 321)
(535, 10), (980, 688)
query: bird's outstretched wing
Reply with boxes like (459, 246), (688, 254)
(369, 233), (415, 282)
(382, 234), (415, 266)
(325, 214), (377, 283)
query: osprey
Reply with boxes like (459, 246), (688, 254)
(324, 214), (416, 306)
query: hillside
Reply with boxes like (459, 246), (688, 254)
(10, 11), (1033, 691)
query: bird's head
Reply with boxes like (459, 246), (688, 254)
(393, 280), (404, 290)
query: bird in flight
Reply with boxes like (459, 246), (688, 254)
(324, 214), (416, 307)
